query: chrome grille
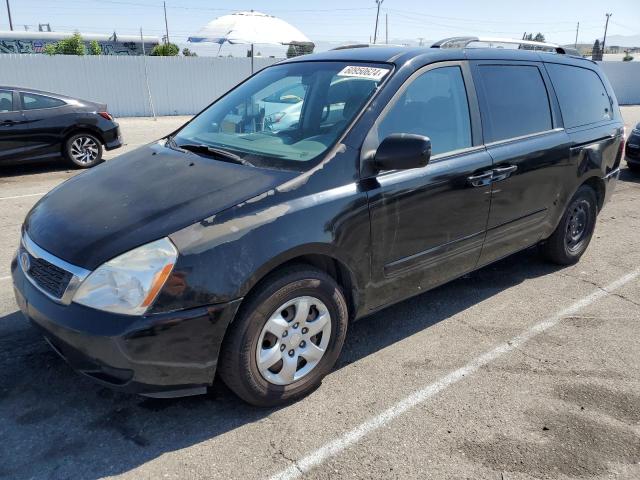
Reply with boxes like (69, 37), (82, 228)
(20, 233), (91, 305)
(25, 252), (73, 299)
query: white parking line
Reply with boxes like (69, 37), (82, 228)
(0, 192), (46, 201)
(269, 268), (640, 480)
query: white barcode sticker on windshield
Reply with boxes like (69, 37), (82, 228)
(337, 65), (390, 81)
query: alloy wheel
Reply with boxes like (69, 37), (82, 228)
(70, 136), (99, 165)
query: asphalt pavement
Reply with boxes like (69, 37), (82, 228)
(0, 109), (638, 480)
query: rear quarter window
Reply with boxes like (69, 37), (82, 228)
(21, 93), (66, 110)
(545, 63), (612, 129)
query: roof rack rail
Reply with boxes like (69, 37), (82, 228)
(331, 43), (405, 50)
(431, 36), (579, 55)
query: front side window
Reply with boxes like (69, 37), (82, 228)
(21, 93), (66, 110)
(545, 63), (612, 128)
(174, 62), (390, 170)
(476, 65), (552, 143)
(0, 90), (13, 112)
(377, 66), (472, 156)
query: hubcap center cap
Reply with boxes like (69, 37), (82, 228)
(289, 333), (302, 346)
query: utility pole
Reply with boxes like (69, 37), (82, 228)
(373, 0), (383, 44)
(574, 22), (579, 49)
(163, 1), (170, 44)
(602, 13), (612, 56)
(5, 0), (13, 31)
(385, 13), (388, 44)
(418, 37), (424, 47)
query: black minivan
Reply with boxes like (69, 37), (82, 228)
(12, 38), (624, 406)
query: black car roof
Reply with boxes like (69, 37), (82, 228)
(280, 46), (595, 69)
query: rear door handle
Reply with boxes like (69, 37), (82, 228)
(492, 165), (517, 182)
(1, 120), (17, 126)
(467, 171), (494, 187)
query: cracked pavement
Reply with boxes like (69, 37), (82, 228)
(0, 109), (639, 480)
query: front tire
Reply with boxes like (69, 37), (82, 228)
(540, 185), (597, 265)
(218, 265), (348, 407)
(64, 133), (103, 168)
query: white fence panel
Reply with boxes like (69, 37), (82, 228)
(0, 55), (279, 117)
(598, 62), (640, 105)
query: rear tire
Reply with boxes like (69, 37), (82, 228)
(64, 133), (103, 168)
(540, 185), (597, 265)
(218, 265), (348, 407)
(628, 162), (640, 174)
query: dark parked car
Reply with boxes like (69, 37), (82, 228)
(12, 37), (624, 406)
(626, 122), (640, 173)
(0, 87), (121, 168)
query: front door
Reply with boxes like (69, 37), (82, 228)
(363, 62), (493, 311)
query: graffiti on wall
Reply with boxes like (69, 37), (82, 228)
(0, 39), (151, 55)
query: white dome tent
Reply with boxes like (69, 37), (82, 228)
(188, 10), (313, 72)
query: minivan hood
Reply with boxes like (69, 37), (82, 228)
(24, 143), (297, 270)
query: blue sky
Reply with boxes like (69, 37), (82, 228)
(2, 0), (639, 55)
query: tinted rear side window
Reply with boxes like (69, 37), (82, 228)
(21, 93), (66, 110)
(545, 63), (612, 128)
(476, 65), (552, 143)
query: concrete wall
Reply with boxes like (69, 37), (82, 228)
(598, 61), (640, 105)
(0, 55), (279, 117)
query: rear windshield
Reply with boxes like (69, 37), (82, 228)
(173, 61), (391, 170)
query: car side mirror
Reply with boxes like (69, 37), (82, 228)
(372, 134), (431, 172)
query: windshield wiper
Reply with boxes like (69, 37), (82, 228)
(166, 137), (253, 166)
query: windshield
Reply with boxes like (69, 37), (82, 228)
(173, 61), (391, 170)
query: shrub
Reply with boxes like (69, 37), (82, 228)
(44, 32), (85, 55)
(150, 43), (180, 56)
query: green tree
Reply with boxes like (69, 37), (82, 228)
(182, 47), (197, 57)
(150, 43), (179, 56)
(88, 40), (101, 55)
(43, 32), (86, 55)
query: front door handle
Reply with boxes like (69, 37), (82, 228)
(1, 120), (17, 126)
(492, 165), (517, 182)
(467, 171), (493, 187)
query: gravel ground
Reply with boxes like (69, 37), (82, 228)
(0, 109), (638, 480)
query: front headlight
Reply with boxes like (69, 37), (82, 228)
(73, 237), (178, 315)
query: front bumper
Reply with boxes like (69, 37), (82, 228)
(11, 254), (241, 398)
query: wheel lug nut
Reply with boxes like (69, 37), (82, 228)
(300, 341), (306, 348)
(293, 322), (299, 329)
(288, 349), (295, 357)
(280, 344), (286, 351)
(282, 330), (288, 337)
(301, 327), (308, 334)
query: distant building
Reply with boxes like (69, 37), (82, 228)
(0, 30), (160, 55)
